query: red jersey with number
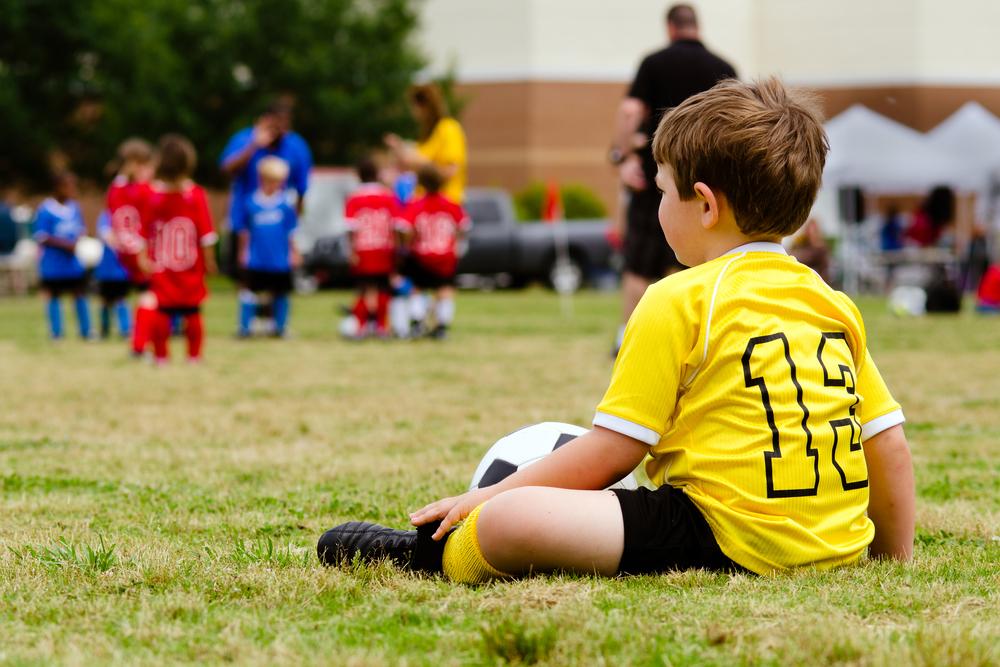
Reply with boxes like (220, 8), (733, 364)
(402, 193), (470, 277)
(106, 176), (152, 282)
(344, 184), (401, 276)
(145, 182), (218, 308)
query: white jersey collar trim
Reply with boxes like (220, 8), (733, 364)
(726, 242), (787, 255)
(252, 190), (285, 207)
(42, 198), (74, 218)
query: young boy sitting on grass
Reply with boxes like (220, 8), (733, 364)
(318, 78), (915, 580)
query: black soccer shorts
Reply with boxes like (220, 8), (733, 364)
(612, 484), (746, 574)
(246, 269), (293, 294)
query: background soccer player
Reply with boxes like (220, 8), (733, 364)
(343, 156), (401, 337)
(106, 138), (156, 356)
(234, 156), (298, 338)
(32, 171), (91, 340)
(398, 166), (469, 339)
(144, 135), (218, 363)
(93, 210), (132, 339)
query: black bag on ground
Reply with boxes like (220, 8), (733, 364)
(925, 266), (962, 313)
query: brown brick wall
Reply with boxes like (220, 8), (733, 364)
(457, 80), (1000, 213)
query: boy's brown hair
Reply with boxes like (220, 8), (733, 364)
(416, 164), (444, 194)
(117, 138), (154, 165)
(652, 77), (828, 238)
(156, 134), (197, 182)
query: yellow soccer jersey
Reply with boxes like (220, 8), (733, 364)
(417, 117), (467, 204)
(594, 242), (904, 574)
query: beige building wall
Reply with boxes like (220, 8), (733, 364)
(418, 0), (1000, 212)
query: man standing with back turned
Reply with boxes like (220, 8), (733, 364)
(610, 4), (736, 355)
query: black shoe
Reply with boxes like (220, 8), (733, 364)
(317, 520), (448, 572)
(428, 324), (448, 340)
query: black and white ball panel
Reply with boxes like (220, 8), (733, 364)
(469, 422), (638, 491)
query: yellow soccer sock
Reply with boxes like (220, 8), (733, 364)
(442, 503), (511, 584)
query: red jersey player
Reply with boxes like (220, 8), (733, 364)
(344, 157), (402, 336)
(399, 165), (470, 339)
(143, 134), (218, 363)
(106, 138), (157, 356)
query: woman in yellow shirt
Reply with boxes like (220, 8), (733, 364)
(385, 83), (467, 204)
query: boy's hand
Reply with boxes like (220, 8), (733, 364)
(409, 486), (498, 541)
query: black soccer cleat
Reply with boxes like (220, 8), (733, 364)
(317, 520), (449, 573)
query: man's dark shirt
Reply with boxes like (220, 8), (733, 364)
(628, 39), (737, 182)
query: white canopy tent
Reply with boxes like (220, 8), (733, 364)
(813, 105), (972, 294)
(926, 101), (1000, 222)
(822, 104), (968, 194)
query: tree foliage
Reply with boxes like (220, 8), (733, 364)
(0, 0), (426, 189)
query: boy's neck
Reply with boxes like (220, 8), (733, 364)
(702, 233), (783, 263)
(160, 178), (188, 192)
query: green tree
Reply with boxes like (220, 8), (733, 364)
(0, 0), (426, 189)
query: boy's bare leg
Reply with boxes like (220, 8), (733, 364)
(476, 487), (625, 576)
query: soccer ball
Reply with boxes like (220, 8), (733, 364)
(74, 237), (104, 269)
(338, 314), (360, 339)
(469, 421), (639, 491)
(11, 239), (38, 268)
(888, 285), (927, 316)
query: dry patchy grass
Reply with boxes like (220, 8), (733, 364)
(1, 285), (998, 666)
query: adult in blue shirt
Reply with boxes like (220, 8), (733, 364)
(33, 171), (91, 339)
(220, 101), (312, 238)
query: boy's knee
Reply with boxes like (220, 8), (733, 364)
(476, 488), (545, 567)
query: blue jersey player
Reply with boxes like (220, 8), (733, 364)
(233, 156), (299, 337)
(94, 210), (132, 339)
(33, 172), (91, 340)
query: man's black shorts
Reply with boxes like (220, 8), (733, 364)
(403, 258), (455, 290)
(41, 277), (87, 296)
(353, 272), (391, 292)
(98, 280), (132, 301)
(247, 269), (293, 294)
(612, 484), (745, 574)
(624, 189), (683, 280)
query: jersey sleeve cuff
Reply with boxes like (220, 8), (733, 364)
(592, 412), (660, 445)
(200, 232), (219, 247)
(861, 409), (905, 441)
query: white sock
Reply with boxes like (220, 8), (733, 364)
(435, 298), (455, 326)
(389, 298), (410, 337)
(409, 293), (428, 323)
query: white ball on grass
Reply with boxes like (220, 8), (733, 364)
(338, 315), (360, 338)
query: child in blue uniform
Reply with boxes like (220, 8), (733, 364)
(234, 157), (298, 337)
(33, 172), (91, 340)
(94, 210), (132, 338)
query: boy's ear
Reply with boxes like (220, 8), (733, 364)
(692, 182), (720, 230)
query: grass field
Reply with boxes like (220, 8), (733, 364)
(1, 283), (998, 666)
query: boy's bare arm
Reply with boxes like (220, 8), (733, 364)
(410, 426), (649, 540)
(862, 424), (914, 561)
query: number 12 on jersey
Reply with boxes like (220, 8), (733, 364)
(742, 332), (868, 499)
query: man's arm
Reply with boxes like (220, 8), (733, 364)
(862, 424), (914, 561)
(611, 97), (649, 192)
(220, 120), (275, 177)
(410, 426), (649, 540)
(612, 97), (647, 155)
